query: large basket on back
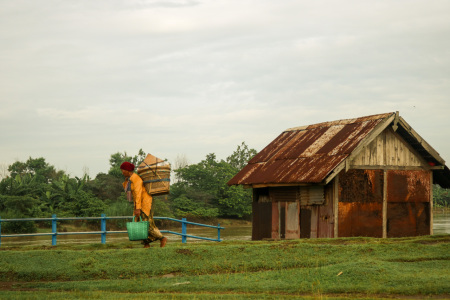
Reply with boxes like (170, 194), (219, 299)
(137, 154), (171, 196)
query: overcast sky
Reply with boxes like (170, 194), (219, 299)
(1, 0), (450, 177)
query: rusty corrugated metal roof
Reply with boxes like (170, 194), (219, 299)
(228, 112), (394, 186)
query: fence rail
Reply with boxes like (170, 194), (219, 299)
(0, 214), (224, 246)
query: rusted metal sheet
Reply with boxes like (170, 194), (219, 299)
(387, 202), (430, 237)
(387, 170), (430, 203)
(338, 169), (383, 237)
(269, 187), (299, 202)
(300, 186), (325, 205)
(228, 113), (391, 186)
(285, 202), (300, 239)
(339, 169), (383, 203)
(268, 186), (325, 205)
(338, 202), (383, 237)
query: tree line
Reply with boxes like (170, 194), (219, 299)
(0, 143), (257, 233)
(1, 142), (449, 233)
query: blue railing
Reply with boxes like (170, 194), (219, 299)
(0, 214), (225, 247)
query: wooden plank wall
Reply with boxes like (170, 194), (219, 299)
(352, 128), (425, 168)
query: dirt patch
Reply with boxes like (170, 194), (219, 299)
(386, 257), (450, 263)
(176, 249), (193, 255)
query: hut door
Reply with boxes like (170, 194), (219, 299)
(300, 207), (311, 238)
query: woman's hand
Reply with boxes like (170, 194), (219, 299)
(134, 209), (141, 218)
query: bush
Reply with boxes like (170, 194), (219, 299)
(0, 210), (37, 234)
(152, 195), (175, 218)
(171, 195), (219, 220)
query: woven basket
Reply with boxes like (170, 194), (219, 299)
(138, 165), (171, 196)
(126, 216), (149, 241)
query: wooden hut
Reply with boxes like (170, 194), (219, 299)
(228, 112), (450, 240)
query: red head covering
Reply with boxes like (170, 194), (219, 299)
(120, 162), (135, 172)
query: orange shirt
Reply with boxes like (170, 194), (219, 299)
(122, 173), (152, 216)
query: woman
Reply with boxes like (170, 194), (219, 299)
(120, 161), (167, 248)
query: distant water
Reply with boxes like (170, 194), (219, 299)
(434, 212), (450, 235)
(1, 213), (449, 247)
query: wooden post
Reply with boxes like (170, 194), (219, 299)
(430, 172), (433, 235)
(382, 170), (387, 238)
(333, 176), (339, 238)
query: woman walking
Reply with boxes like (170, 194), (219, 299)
(120, 161), (167, 248)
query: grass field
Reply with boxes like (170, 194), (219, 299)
(0, 235), (449, 299)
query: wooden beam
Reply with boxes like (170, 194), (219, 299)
(251, 183), (316, 189)
(429, 166), (445, 170)
(333, 175), (339, 238)
(392, 111), (399, 132)
(324, 160), (346, 185)
(350, 165), (432, 171)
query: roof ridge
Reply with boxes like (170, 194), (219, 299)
(285, 112), (394, 132)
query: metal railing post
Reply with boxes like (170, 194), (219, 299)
(101, 214), (106, 244)
(0, 216), (2, 247)
(217, 223), (221, 242)
(52, 214), (57, 246)
(182, 218), (187, 243)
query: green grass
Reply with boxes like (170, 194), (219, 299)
(0, 235), (449, 299)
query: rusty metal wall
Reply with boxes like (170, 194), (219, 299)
(387, 170), (430, 203)
(339, 169), (384, 203)
(338, 202), (383, 237)
(387, 202), (430, 237)
(386, 170), (431, 237)
(338, 169), (431, 237)
(338, 169), (383, 237)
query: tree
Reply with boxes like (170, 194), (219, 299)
(226, 142), (258, 170)
(8, 157), (63, 183)
(87, 173), (123, 202)
(434, 184), (450, 207)
(170, 143), (257, 219)
(108, 149), (147, 178)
